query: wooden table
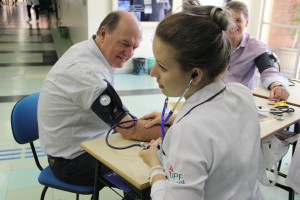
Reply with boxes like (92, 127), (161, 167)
(80, 134), (150, 200)
(81, 96), (300, 200)
(255, 96), (300, 139)
(170, 96), (300, 139)
(253, 85), (300, 200)
(252, 79), (300, 107)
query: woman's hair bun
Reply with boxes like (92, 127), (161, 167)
(210, 7), (229, 31)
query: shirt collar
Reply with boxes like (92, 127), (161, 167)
(235, 33), (247, 50)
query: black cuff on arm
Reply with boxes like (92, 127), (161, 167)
(91, 80), (129, 127)
(255, 52), (275, 74)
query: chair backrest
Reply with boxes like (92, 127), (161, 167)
(11, 93), (40, 144)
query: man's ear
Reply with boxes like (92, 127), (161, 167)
(99, 26), (107, 39)
(245, 19), (249, 28)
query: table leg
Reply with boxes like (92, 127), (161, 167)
(93, 161), (101, 200)
(294, 122), (299, 133)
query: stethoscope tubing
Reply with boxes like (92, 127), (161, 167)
(160, 79), (194, 138)
(106, 83), (227, 151)
(105, 113), (141, 150)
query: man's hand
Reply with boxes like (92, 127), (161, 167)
(269, 82), (289, 100)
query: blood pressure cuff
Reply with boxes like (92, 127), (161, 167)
(255, 52), (278, 74)
(91, 80), (129, 127)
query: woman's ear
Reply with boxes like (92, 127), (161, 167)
(191, 68), (203, 85)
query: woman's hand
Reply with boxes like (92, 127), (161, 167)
(139, 138), (162, 167)
(141, 112), (176, 128)
(140, 112), (162, 128)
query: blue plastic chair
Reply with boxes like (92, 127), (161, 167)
(11, 93), (94, 200)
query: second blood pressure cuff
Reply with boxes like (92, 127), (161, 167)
(255, 52), (278, 73)
(91, 80), (129, 127)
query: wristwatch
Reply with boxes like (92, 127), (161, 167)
(271, 84), (284, 90)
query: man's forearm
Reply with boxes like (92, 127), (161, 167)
(116, 118), (166, 142)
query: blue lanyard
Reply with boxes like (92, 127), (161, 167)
(161, 97), (173, 139)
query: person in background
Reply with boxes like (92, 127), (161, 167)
(139, 1), (263, 199)
(26, 0), (39, 23)
(38, 10), (162, 189)
(0, 0), (5, 7)
(223, 0), (289, 101)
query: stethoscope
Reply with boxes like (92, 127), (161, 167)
(105, 113), (141, 150)
(105, 78), (194, 150)
(106, 76), (195, 150)
(269, 106), (295, 120)
(161, 78), (194, 139)
(288, 79), (300, 86)
(257, 104), (295, 120)
(158, 85), (227, 156)
(106, 76), (227, 150)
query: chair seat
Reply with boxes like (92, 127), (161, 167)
(38, 166), (94, 194)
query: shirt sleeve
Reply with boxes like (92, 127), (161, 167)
(67, 62), (108, 110)
(260, 67), (289, 89)
(151, 180), (167, 200)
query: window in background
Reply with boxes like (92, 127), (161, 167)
(259, 0), (300, 79)
(116, 0), (172, 22)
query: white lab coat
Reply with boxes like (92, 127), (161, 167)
(151, 80), (264, 200)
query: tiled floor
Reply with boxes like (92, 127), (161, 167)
(0, 1), (299, 200)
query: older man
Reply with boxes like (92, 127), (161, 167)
(38, 11), (162, 186)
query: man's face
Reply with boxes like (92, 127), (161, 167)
(228, 10), (248, 45)
(98, 18), (142, 68)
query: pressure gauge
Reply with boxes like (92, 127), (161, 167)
(99, 94), (111, 106)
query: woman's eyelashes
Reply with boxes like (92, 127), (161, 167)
(158, 64), (167, 72)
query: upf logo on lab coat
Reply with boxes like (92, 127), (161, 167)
(169, 165), (185, 184)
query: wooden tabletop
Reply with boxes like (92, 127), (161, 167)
(255, 96), (300, 139)
(170, 96), (300, 139)
(252, 79), (300, 107)
(80, 134), (150, 190)
(81, 96), (300, 192)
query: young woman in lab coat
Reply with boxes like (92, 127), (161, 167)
(139, 1), (264, 199)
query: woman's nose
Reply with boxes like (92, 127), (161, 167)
(150, 63), (157, 77)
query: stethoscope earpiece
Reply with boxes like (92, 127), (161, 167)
(191, 72), (197, 79)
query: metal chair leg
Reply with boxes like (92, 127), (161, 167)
(277, 159), (282, 172)
(289, 189), (295, 200)
(40, 186), (49, 200)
